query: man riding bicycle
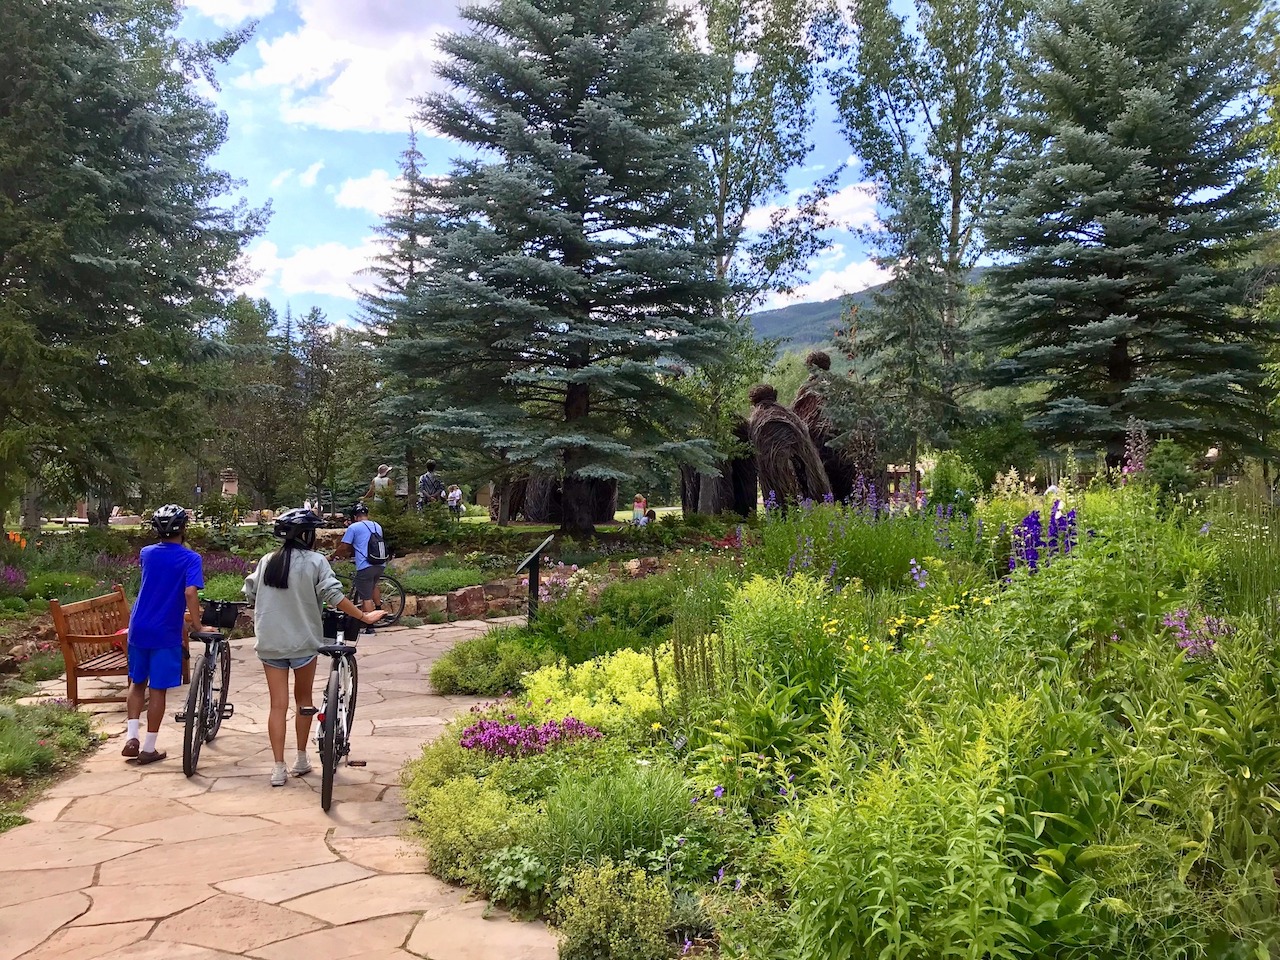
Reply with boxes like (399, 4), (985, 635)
(330, 502), (386, 635)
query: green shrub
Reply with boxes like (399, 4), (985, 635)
(522, 646), (674, 735)
(405, 775), (541, 888)
(428, 626), (557, 695)
(928, 451), (982, 508)
(400, 567), (487, 595)
(0, 703), (95, 781)
(201, 572), (246, 602)
(22, 572), (99, 602)
(540, 762), (692, 876)
(556, 860), (672, 960)
(0, 597), (26, 613)
(594, 572), (678, 640)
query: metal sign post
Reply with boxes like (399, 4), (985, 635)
(514, 533), (555, 623)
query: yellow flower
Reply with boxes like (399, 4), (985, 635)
(651, 722), (663, 731)
(982, 597), (993, 606)
(924, 673), (934, 682)
(862, 643), (871, 652)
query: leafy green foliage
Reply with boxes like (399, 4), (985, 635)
(428, 626), (557, 696)
(403, 775), (541, 888)
(0, 0), (259, 502)
(556, 860), (673, 960)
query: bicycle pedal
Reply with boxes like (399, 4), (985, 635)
(299, 707), (318, 717)
(221, 704), (235, 719)
(347, 759), (367, 767)
(174, 712), (186, 722)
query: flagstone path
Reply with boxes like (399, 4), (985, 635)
(0, 620), (557, 960)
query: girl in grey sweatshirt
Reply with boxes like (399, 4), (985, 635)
(244, 517), (383, 786)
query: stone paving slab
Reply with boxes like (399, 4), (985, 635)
(5, 622), (557, 960)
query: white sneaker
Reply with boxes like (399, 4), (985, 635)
(270, 762), (288, 787)
(291, 755), (312, 777)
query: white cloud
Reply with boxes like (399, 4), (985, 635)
(185, 0), (276, 27)
(239, 0), (463, 133)
(334, 169), (403, 216)
(298, 160), (325, 188)
(773, 256), (891, 306)
(242, 236), (382, 301)
(741, 182), (879, 234)
(270, 168), (294, 188)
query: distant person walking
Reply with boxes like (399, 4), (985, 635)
(123, 504), (215, 766)
(363, 464), (393, 505)
(417, 461), (445, 510)
(243, 508), (383, 787)
(447, 485), (464, 519)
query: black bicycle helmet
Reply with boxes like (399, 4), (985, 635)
(347, 501), (369, 519)
(150, 504), (189, 536)
(273, 507), (324, 546)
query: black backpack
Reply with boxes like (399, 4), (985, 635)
(360, 521), (389, 565)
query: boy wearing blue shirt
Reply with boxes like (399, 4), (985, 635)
(331, 502), (385, 634)
(122, 504), (210, 764)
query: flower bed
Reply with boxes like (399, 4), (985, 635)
(404, 482), (1280, 958)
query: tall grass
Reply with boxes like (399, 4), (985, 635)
(540, 762), (693, 875)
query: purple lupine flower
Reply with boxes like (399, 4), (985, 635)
(713, 785), (724, 799)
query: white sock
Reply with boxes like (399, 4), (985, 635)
(127, 719), (140, 741)
(273, 761), (287, 774)
(296, 750), (308, 765)
(142, 732), (158, 753)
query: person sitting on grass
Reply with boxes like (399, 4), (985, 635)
(244, 507), (384, 788)
(122, 504), (215, 766)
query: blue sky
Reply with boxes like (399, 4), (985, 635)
(180, 0), (886, 326)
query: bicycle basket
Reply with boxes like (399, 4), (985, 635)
(201, 600), (245, 629)
(322, 608), (361, 642)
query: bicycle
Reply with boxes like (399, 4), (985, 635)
(175, 599), (241, 777)
(303, 608), (363, 811)
(331, 562), (405, 627)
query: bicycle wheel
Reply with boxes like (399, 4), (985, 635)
(319, 667), (340, 811)
(375, 574), (405, 626)
(206, 642), (232, 741)
(182, 658), (207, 777)
(341, 657), (358, 758)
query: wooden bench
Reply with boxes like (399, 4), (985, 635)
(48, 585), (190, 707)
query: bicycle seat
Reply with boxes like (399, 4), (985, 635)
(317, 644), (357, 658)
(190, 630), (225, 642)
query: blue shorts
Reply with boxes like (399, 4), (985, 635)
(127, 645), (183, 690)
(260, 655), (318, 671)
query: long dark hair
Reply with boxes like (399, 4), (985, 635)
(263, 529), (316, 589)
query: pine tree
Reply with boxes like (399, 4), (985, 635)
(362, 130), (437, 484)
(983, 0), (1277, 460)
(389, 0), (726, 533)
(0, 0), (260, 508)
(858, 173), (958, 482)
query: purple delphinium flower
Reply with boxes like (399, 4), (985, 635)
(1199, 522), (1211, 536)
(713, 785), (724, 799)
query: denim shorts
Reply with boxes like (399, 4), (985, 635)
(127, 645), (183, 690)
(259, 654), (318, 671)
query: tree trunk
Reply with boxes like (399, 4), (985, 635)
(697, 469), (723, 515)
(91, 491), (115, 528)
(561, 382), (594, 536)
(21, 478), (42, 533)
